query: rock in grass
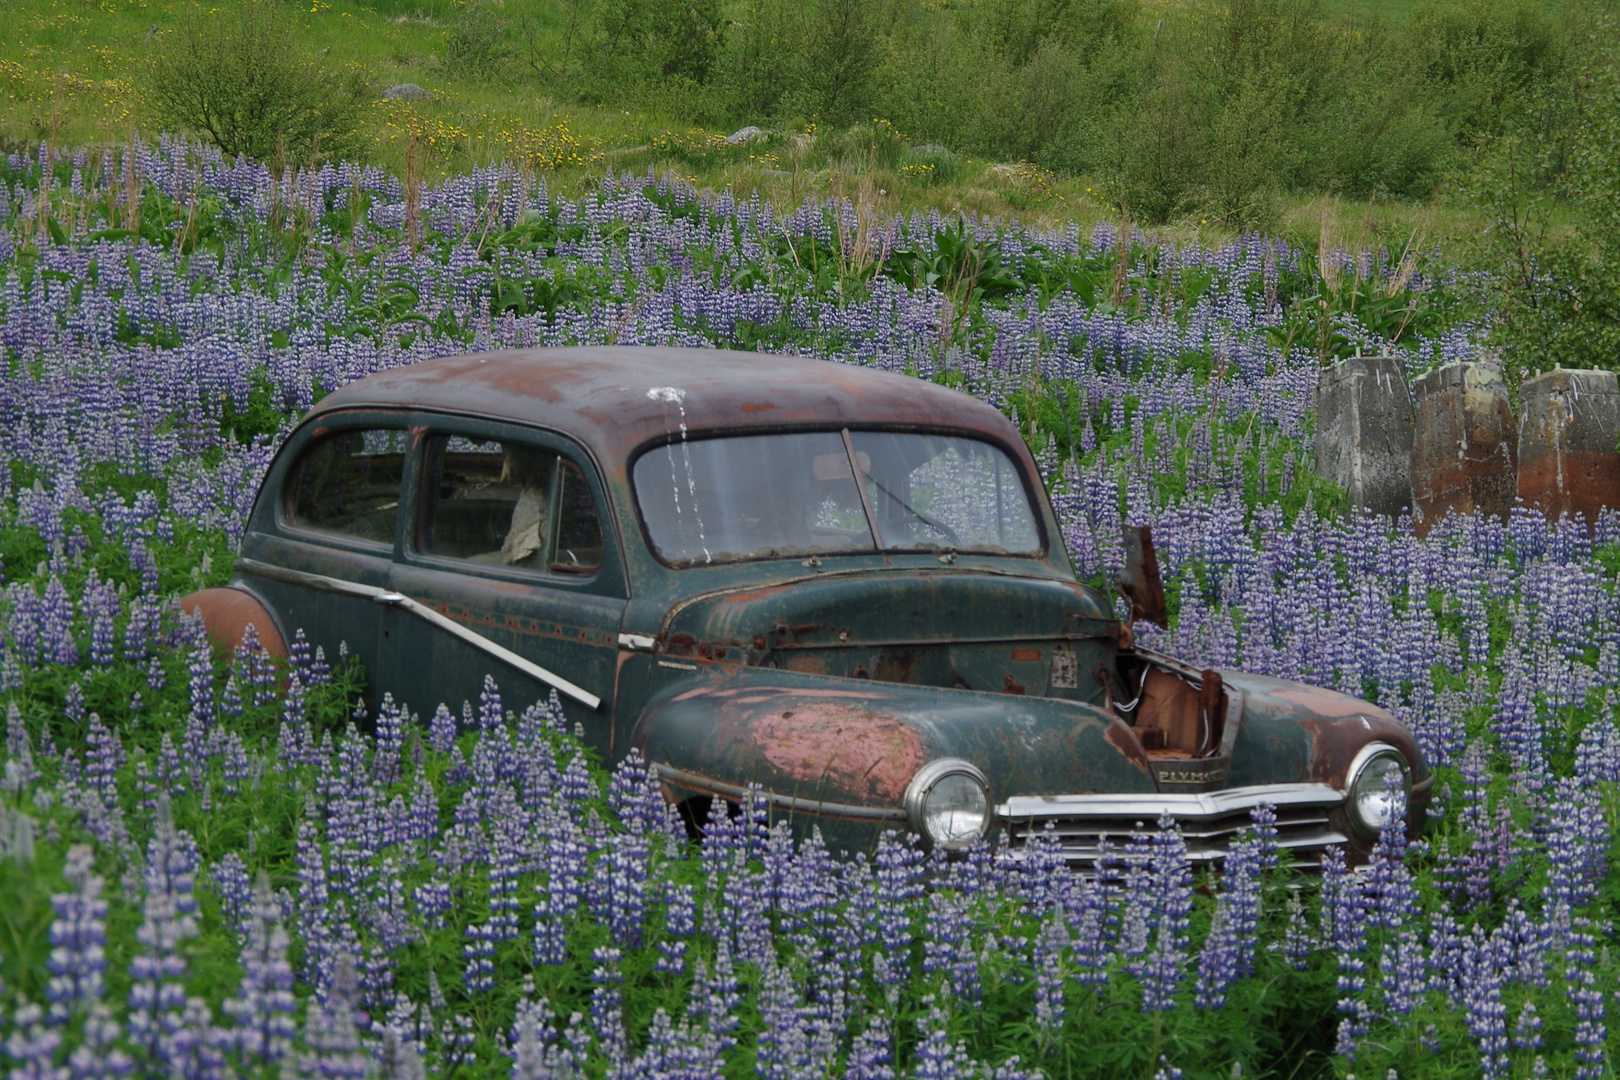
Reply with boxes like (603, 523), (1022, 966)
(384, 83), (433, 101)
(724, 126), (766, 145)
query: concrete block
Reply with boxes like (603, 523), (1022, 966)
(1410, 362), (1517, 533)
(1315, 355), (1415, 519)
(1516, 368), (1620, 525)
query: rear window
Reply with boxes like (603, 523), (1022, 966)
(284, 428), (409, 545)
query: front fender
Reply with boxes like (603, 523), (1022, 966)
(631, 666), (1157, 818)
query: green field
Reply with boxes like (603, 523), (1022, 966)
(0, 0), (1600, 257)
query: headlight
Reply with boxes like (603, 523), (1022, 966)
(904, 759), (991, 851)
(1344, 742), (1411, 839)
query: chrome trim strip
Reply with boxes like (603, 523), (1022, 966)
(236, 558), (602, 711)
(618, 632), (657, 651)
(996, 781), (1342, 822)
(651, 763), (909, 822)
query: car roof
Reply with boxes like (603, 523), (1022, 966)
(308, 346), (1031, 469)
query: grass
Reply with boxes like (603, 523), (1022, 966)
(0, 0), (1531, 259)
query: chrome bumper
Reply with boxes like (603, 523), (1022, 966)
(997, 782), (1347, 868)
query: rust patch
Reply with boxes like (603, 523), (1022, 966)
(749, 707), (927, 800)
(717, 585), (793, 606)
(1003, 673), (1026, 695)
(1517, 449), (1620, 526)
(1300, 714), (1425, 789)
(785, 654), (830, 675)
(179, 588), (288, 659)
(1010, 649), (1041, 662)
(1103, 721), (1154, 774)
(1270, 686), (1383, 718)
(739, 401), (777, 412)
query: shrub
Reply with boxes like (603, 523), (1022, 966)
(147, 0), (373, 168)
(443, 2), (509, 81)
(1466, 14), (1620, 379)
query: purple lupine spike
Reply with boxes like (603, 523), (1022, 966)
(754, 954), (812, 1080)
(63, 682), (86, 727)
(373, 693), (404, 786)
(127, 799), (201, 1071)
(844, 1012), (895, 1080)
(209, 853), (253, 939)
(873, 831), (924, 987)
(41, 575), (77, 666)
(1192, 903), (1238, 1010)
(476, 675), (503, 735)
(185, 641), (214, 729)
(462, 922), (495, 994)
(923, 888), (979, 1003)
(1513, 1000), (1544, 1051)
(67, 1002), (133, 1080)
(1377, 928), (1428, 1019)
(46, 843), (108, 1021)
(1032, 905), (1069, 1034)
(5, 1002), (63, 1080)
(1363, 768), (1417, 931)
(223, 872), (297, 1065)
(83, 714), (122, 807)
(298, 955), (368, 1080)
(587, 945), (627, 1066)
(1566, 916), (1607, 1080)
(1544, 776), (1609, 910)
(1458, 925), (1510, 1080)
(534, 808), (587, 966)
(1126, 814), (1192, 1013)
(913, 1000), (972, 1080)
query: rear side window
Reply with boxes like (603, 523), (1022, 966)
(417, 435), (604, 574)
(284, 428), (409, 545)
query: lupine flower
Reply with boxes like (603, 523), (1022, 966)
(298, 955), (368, 1080)
(1130, 815), (1192, 1013)
(223, 873), (297, 1065)
(126, 799), (201, 1069)
(66, 1002), (133, 1080)
(1033, 905), (1069, 1033)
(6, 1002), (63, 1080)
(46, 844), (108, 1020)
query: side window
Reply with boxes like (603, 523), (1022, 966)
(418, 435), (605, 575)
(284, 428), (408, 545)
(553, 461), (604, 573)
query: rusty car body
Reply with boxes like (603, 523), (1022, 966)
(184, 346), (1431, 867)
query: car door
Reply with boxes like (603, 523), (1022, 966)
(378, 419), (628, 760)
(236, 414), (411, 698)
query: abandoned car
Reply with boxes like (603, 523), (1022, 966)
(184, 346), (1430, 867)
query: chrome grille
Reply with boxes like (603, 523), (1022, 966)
(998, 782), (1347, 870)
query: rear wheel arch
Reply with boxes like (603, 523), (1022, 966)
(178, 586), (289, 659)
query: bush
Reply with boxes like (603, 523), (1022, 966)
(147, 0), (373, 168)
(1466, 12), (1620, 379)
(443, 2), (509, 81)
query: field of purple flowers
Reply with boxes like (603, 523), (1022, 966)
(0, 138), (1617, 1080)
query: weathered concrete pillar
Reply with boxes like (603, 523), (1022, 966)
(1516, 368), (1620, 525)
(1410, 362), (1518, 533)
(1315, 355), (1415, 519)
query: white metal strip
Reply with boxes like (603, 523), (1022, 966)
(236, 558), (601, 711)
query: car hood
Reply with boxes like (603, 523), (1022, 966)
(657, 568), (1117, 672)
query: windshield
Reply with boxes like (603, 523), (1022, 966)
(633, 429), (1042, 565)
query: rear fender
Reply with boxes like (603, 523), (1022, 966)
(178, 587), (288, 659)
(631, 666), (1157, 819)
